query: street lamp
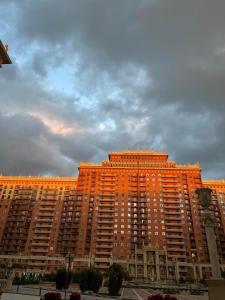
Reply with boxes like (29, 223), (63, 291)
(65, 254), (74, 272)
(64, 254), (74, 300)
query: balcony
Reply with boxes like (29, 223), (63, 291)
(166, 234), (183, 238)
(31, 248), (49, 253)
(96, 238), (113, 242)
(99, 188), (115, 193)
(33, 236), (50, 240)
(97, 226), (113, 230)
(99, 198), (114, 203)
(39, 201), (56, 206)
(37, 218), (53, 222)
(98, 208), (114, 213)
(39, 207), (55, 212)
(164, 200), (180, 204)
(35, 224), (52, 228)
(96, 244), (112, 249)
(98, 193), (115, 197)
(97, 231), (113, 236)
(164, 210), (181, 215)
(167, 241), (185, 245)
(32, 242), (49, 247)
(98, 213), (114, 219)
(164, 205), (180, 209)
(163, 194), (179, 198)
(98, 203), (114, 207)
(165, 227), (183, 231)
(165, 222), (183, 226)
(167, 247), (185, 252)
(98, 220), (114, 224)
(95, 251), (111, 256)
(34, 230), (51, 234)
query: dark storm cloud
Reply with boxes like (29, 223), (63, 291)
(0, 112), (72, 176)
(0, 0), (225, 178)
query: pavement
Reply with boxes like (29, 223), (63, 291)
(1, 286), (209, 300)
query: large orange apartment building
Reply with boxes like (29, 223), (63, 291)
(0, 150), (225, 281)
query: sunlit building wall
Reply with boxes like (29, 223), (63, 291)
(0, 150), (225, 278)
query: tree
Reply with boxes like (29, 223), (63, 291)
(55, 268), (71, 290)
(78, 269), (89, 292)
(90, 270), (103, 293)
(78, 268), (103, 293)
(108, 263), (123, 296)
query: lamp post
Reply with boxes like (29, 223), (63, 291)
(64, 254), (74, 300)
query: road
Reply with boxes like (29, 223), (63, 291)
(1, 287), (209, 300)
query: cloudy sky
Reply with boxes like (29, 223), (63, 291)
(0, 0), (225, 179)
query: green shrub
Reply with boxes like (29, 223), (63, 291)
(78, 268), (102, 293)
(72, 271), (80, 283)
(108, 263), (123, 296)
(90, 270), (103, 293)
(56, 269), (71, 290)
(221, 270), (225, 279)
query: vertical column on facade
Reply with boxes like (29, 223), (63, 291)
(175, 263), (180, 282)
(205, 224), (221, 278)
(166, 265), (169, 280)
(143, 248), (147, 278)
(155, 250), (160, 281)
(198, 265), (203, 279)
(196, 188), (222, 279)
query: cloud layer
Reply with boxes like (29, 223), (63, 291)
(0, 0), (225, 178)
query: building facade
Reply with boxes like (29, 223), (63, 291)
(0, 40), (11, 67)
(0, 150), (225, 281)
